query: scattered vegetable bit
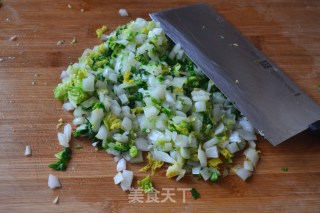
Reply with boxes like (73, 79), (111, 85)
(137, 175), (154, 193)
(56, 118), (64, 129)
(31, 81), (36, 85)
(53, 196), (59, 204)
(70, 37), (77, 44)
(74, 144), (83, 149)
(281, 167), (288, 172)
(120, 170), (133, 191)
(117, 158), (126, 172)
(63, 123), (72, 142)
(9, 35), (18, 41)
(190, 188), (200, 200)
(80, 8), (85, 12)
(119, 9), (129, 17)
(25, 145), (32, 156)
(96, 25), (108, 38)
(67, 4), (72, 9)
(233, 166), (252, 181)
(48, 148), (72, 171)
(317, 83), (320, 91)
(48, 174), (61, 189)
(114, 172), (124, 184)
(56, 40), (65, 45)
(57, 132), (69, 147)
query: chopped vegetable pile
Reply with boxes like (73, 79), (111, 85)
(53, 18), (260, 191)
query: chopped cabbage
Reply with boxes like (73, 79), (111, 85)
(54, 18), (260, 186)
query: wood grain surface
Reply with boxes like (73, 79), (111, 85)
(0, 0), (320, 212)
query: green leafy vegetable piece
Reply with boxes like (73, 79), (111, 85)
(54, 68), (89, 106)
(151, 97), (162, 110)
(103, 113), (121, 130)
(161, 107), (172, 117)
(96, 25), (108, 38)
(73, 128), (86, 138)
(210, 172), (219, 182)
(135, 92), (143, 101)
(113, 142), (130, 153)
(140, 153), (164, 175)
(54, 81), (72, 100)
(92, 102), (104, 110)
(48, 148), (72, 171)
(73, 119), (96, 141)
(151, 97), (173, 116)
(102, 139), (110, 149)
(74, 144), (83, 149)
(168, 122), (177, 132)
(137, 175), (154, 193)
(190, 188), (200, 200)
(94, 73), (105, 81)
(170, 120), (192, 135)
(156, 75), (165, 82)
(142, 128), (151, 134)
(129, 145), (138, 158)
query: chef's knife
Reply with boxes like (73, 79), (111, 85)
(150, 3), (320, 145)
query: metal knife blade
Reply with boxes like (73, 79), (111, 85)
(150, 3), (320, 145)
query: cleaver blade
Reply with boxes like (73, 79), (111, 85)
(150, 3), (320, 145)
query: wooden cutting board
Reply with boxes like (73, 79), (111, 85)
(1, 0), (319, 212)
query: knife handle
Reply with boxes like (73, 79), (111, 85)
(309, 120), (320, 136)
